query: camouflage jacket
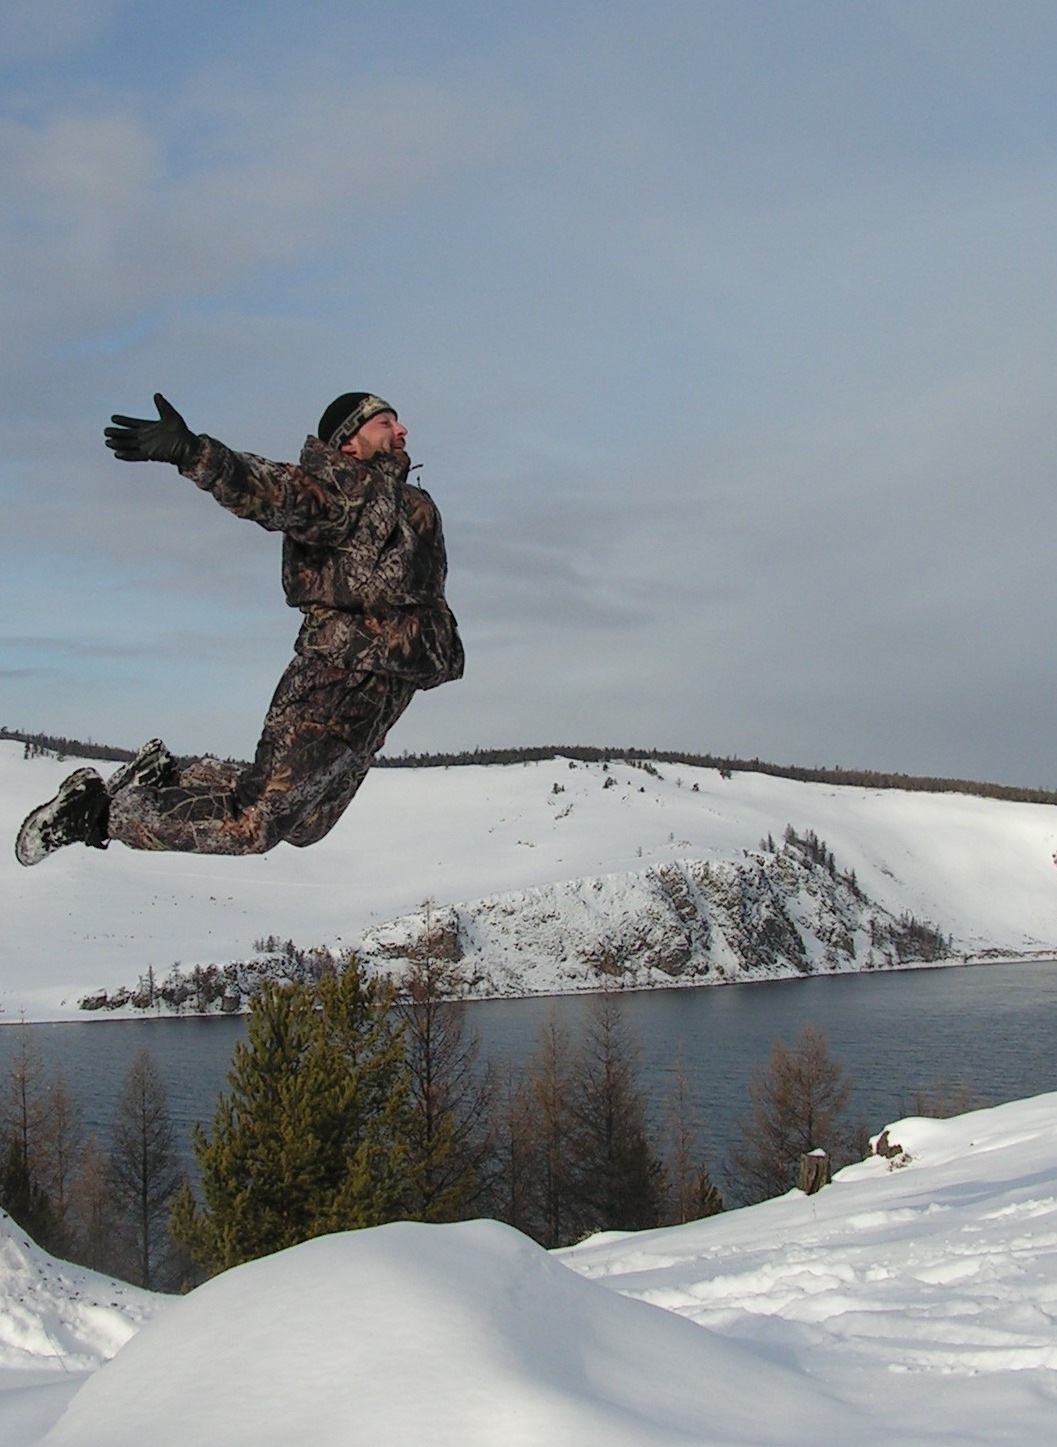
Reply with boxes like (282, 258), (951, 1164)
(181, 435), (464, 689)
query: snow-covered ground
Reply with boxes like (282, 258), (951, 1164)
(3, 1092), (1057, 1445)
(4, 740), (1057, 1020)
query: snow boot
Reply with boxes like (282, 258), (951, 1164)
(14, 768), (110, 867)
(106, 738), (177, 795)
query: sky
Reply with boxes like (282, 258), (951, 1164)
(3, 1), (1057, 787)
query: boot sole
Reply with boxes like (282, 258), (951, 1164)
(15, 769), (105, 867)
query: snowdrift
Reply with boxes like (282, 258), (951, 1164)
(0, 1211), (157, 1376)
(36, 1219), (830, 1447)
(3, 1093), (1057, 1445)
(0, 1208), (161, 1444)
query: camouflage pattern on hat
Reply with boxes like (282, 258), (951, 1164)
(321, 394), (396, 449)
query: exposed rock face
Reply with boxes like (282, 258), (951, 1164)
(359, 837), (953, 997)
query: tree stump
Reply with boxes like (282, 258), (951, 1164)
(798, 1149), (830, 1195)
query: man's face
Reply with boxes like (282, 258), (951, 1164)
(340, 410), (407, 461)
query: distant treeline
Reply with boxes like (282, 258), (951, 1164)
(3, 727), (137, 765)
(5, 726), (1056, 806)
(3, 728), (193, 772)
(375, 743), (1057, 806)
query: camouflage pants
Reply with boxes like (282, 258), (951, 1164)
(107, 659), (416, 855)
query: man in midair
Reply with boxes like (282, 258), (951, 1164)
(15, 391), (463, 865)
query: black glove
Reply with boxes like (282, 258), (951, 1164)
(104, 393), (199, 468)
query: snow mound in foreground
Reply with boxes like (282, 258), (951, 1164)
(41, 1218), (829, 1447)
(10, 1094), (1057, 1445)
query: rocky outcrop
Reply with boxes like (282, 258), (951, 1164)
(358, 835), (953, 997)
(77, 834), (956, 1014)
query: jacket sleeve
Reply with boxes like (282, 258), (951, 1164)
(180, 436), (371, 546)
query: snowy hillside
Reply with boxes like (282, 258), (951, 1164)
(4, 740), (1057, 1020)
(0, 1208), (159, 1442)
(4, 1092), (1057, 1445)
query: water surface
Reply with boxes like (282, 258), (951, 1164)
(3, 961), (1056, 1172)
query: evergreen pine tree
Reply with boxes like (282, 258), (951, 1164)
(172, 961), (411, 1274)
(309, 964), (412, 1234)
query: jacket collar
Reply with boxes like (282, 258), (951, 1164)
(301, 435), (412, 484)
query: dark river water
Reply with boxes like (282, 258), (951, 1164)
(3, 960), (1056, 1173)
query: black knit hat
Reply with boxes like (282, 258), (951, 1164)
(317, 393), (397, 448)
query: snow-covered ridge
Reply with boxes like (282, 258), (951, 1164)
(4, 741), (1057, 1020)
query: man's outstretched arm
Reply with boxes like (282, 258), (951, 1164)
(104, 393), (373, 543)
